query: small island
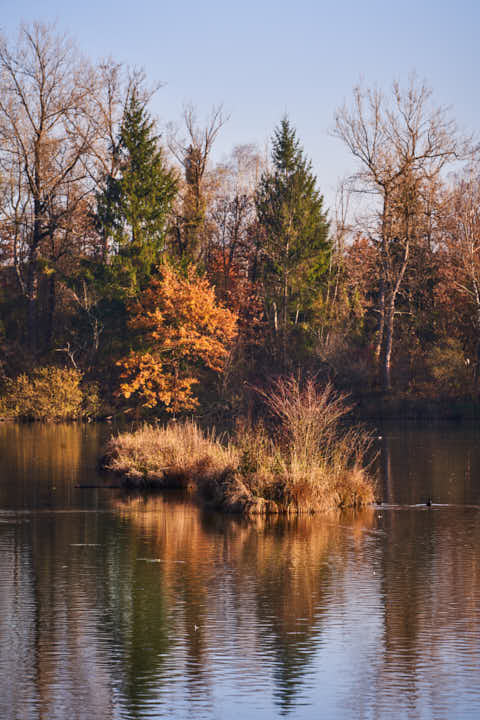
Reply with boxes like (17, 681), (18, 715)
(103, 378), (375, 515)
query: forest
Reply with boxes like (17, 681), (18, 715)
(1, 22), (479, 423)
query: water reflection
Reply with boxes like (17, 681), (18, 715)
(0, 422), (108, 511)
(115, 496), (378, 712)
(376, 506), (480, 718)
(377, 420), (480, 506)
(1, 423), (480, 719)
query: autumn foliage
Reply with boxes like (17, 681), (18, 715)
(1, 25), (479, 419)
(118, 264), (238, 413)
(0, 367), (100, 421)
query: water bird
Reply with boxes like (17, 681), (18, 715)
(426, 497), (432, 507)
(194, 624), (199, 632)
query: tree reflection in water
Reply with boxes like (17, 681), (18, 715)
(110, 494), (375, 714)
(2, 423), (480, 719)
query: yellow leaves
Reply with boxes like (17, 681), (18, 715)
(118, 264), (238, 413)
(0, 367), (100, 421)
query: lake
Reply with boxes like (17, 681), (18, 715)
(1, 420), (480, 719)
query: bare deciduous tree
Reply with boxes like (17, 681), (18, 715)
(334, 75), (460, 390)
(0, 22), (101, 350)
(206, 144), (264, 290)
(168, 104), (228, 261)
(439, 160), (480, 379)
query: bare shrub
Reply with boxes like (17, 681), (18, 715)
(254, 376), (375, 509)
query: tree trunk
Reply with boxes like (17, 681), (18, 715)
(282, 268), (288, 370)
(382, 300), (395, 391)
(375, 278), (385, 364)
(473, 281), (480, 391)
(45, 273), (56, 352)
(381, 239), (410, 393)
(26, 210), (42, 353)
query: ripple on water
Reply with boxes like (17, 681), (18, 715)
(2, 423), (480, 718)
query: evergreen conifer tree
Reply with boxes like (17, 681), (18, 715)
(255, 117), (330, 364)
(97, 90), (177, 297)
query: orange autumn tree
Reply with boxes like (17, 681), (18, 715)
(118, 264), (238, 413)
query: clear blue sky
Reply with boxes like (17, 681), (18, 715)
(1, 0), (478, 209)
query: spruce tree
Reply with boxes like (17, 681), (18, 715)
(255, 117), (330, 364)
(97, 91), (177, 297)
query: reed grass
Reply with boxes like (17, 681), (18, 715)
(105, 378), (375, 514)
(106, 419), (238, 486)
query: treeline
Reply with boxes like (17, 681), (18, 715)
(0, 22), (479, 419)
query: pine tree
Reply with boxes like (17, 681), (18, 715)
(255, 117), (330, 365)
(97, 90), (177, 297)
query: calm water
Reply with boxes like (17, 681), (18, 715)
(1, 421), (480, 719)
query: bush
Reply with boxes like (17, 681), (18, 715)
(0, 366), (100, 421)
(425, 338), (474, 396)
(250, 377), (375, 511)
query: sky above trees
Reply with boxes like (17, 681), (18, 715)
(1, 0), (478, 209)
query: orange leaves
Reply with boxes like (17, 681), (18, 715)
(117, 264), (238, 413)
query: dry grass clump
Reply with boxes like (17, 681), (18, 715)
(237, 378), (375, 512)
(105, 378), (375, 514)
(106, 420), (239, 489)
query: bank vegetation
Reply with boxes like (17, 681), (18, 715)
(1, 22), (479, 424)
